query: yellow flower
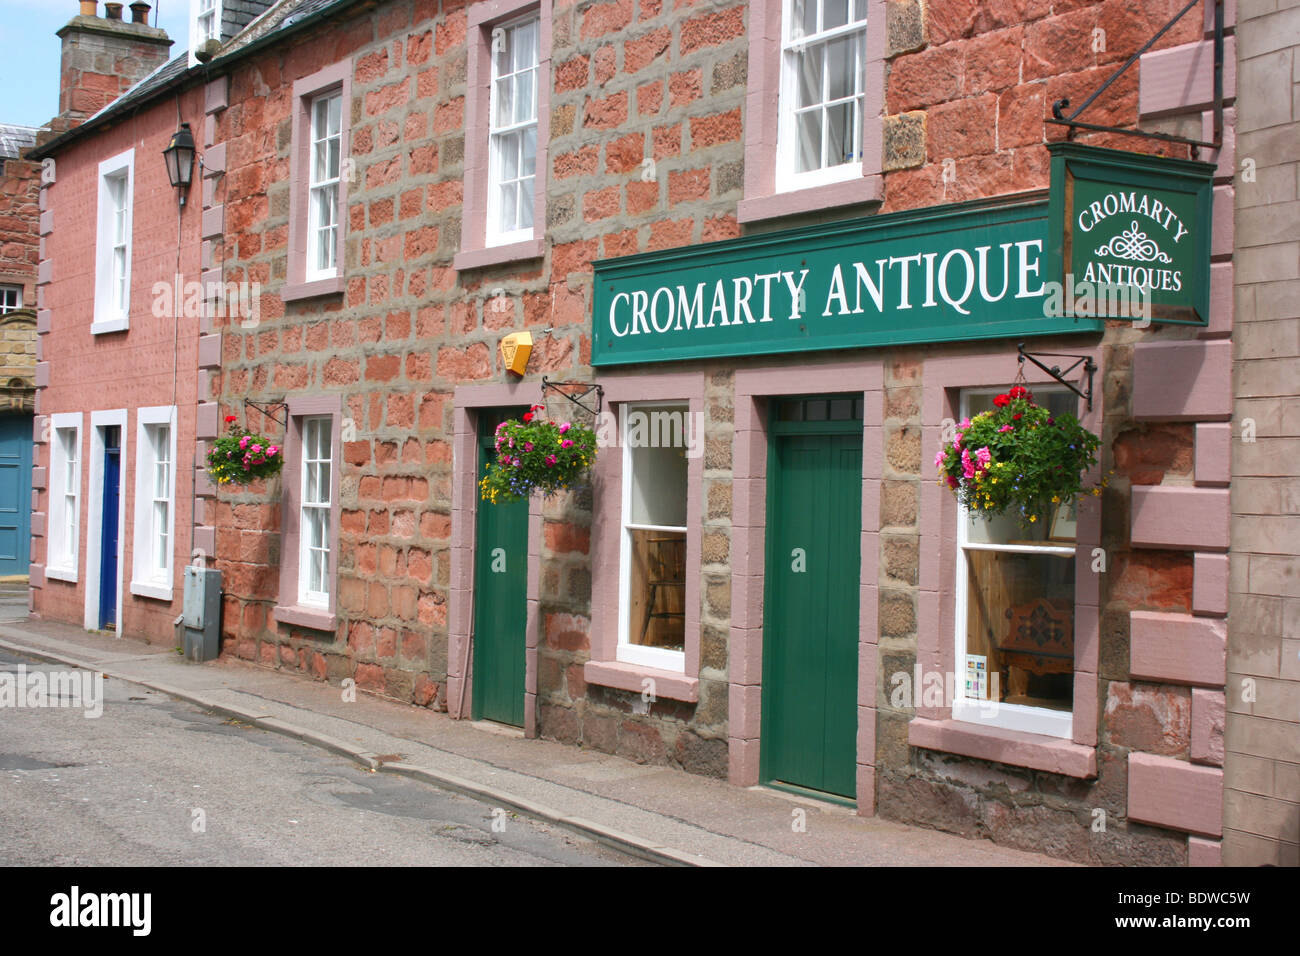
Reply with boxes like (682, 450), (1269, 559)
(1051, 495), (1060, 503)
(1029, 515), (1037, 522)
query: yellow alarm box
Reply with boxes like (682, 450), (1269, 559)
(499, 331), (533, 377)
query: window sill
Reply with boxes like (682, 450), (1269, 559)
(130, 579), (173, 601)
(908, 716), (1097, 779)
(282, 275), (344, 303)
(45, 565), (78, 584)
(273, 603), (338, 632)
(91, 318), (129, 335)
(737, 174), (883, 225)
(453, 237), (544, 272)
(583, 660), (699, 703)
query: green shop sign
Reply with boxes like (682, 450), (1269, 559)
(592, 196), (1103, 368)
(1046, 142), (1215, 326)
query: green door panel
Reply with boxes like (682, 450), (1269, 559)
(761, 404), (863, 799)
(472, 409), (529, 727)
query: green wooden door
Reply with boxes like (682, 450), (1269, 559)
(761, 396), (864, 800)
(472, 409), (529, 726)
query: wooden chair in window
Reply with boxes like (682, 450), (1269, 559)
(639, 536), (686, 648)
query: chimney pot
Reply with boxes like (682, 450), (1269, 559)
(78, 0), (97, 16)
(129, 2), (149, 23)
(104, 1), (122, 19)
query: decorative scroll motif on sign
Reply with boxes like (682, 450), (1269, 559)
(1095, 220), (1173, 263)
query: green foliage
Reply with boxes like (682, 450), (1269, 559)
(479, 405), (598, 504)
(936, 386), (1103, 527)
(206, 417), (284, 486)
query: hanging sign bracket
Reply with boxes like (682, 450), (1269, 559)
(540, 377), (604, 418)
(1046, 0), (1224, 156)
(243, 399), (288, 428)
(1017, 344), (1097, 411)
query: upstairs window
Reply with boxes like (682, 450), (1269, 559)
(487, 15), (539, 247)
(189, 0), (223, 67)
(308, 91), (342, 279)
(93, 149), (133, 333)
(197, 0), (219, 41)
(779, 0), (868, 191)
(285, 62), (351, 301)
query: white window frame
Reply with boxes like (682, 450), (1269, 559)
(299, 415), (333, 608)
(46, 412), (82, 583)
(306, 90), (343, 282)
(486, 12), (540, 248)
(189, 0), (223, 67)
(951, 386), (1076, 740)
(93, 149), (134, 334)
(130, 406), (177, 600)
(777, 0), (868, 194)
(0, 284), (22, 313)
(617, 400), (689, 673)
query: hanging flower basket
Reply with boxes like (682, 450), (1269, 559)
(207, 415), (285, 486)
(479, 405), (597, 504)
(935, 386), (1103, 527)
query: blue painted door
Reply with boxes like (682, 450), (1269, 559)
(0, 415), (32, 576)
(99, 426), (120, 630)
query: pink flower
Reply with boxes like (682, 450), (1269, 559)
(524, 442), (534, 452)
(251, 444), (262, 455)
(558, 422), (571, 434)
(561, 439), (574, 449)
(998, 424), (1014, 433)
(958, 418), (971, 430)
(961, 448), (975, 480)
(239, 436), (249, 450)
(545, 455), (557, 467)
(268, 446), (278, 456)
(934, 450), (946, 469)
(946, 476), (959, 490)
(975, 446), (991, 469)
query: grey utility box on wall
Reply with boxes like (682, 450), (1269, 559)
(182, 566), (222, 662)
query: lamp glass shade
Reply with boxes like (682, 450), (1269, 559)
(163, 124), (196, 189)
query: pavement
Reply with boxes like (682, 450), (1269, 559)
(0, 591), (1065, 867)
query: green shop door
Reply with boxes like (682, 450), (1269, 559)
(472, 408), (529, 727)
(761, 396), (864, 800)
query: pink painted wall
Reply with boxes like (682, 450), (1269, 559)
(33, 86), (206, 641)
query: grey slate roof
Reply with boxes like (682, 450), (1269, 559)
(221, 1), (278, 43)
(0, 124), (41, 161)
(217, 0), (355, 57)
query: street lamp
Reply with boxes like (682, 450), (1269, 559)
(163, 123), (196, 204)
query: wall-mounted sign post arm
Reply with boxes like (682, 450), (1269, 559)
(1047, 0), (1224, 154)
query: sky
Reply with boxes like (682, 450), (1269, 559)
(0, 0), (191, 129)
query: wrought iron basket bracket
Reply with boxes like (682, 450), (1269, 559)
(1047, 0), (1225, 156)
(1017, 344), (1097, 412)
(243, 399), (289, 428)
(540, 376), (604, 418)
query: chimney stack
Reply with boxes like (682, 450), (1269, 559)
(57, 1), (171, 124)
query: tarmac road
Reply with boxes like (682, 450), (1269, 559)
(0, 650), (643, 867)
